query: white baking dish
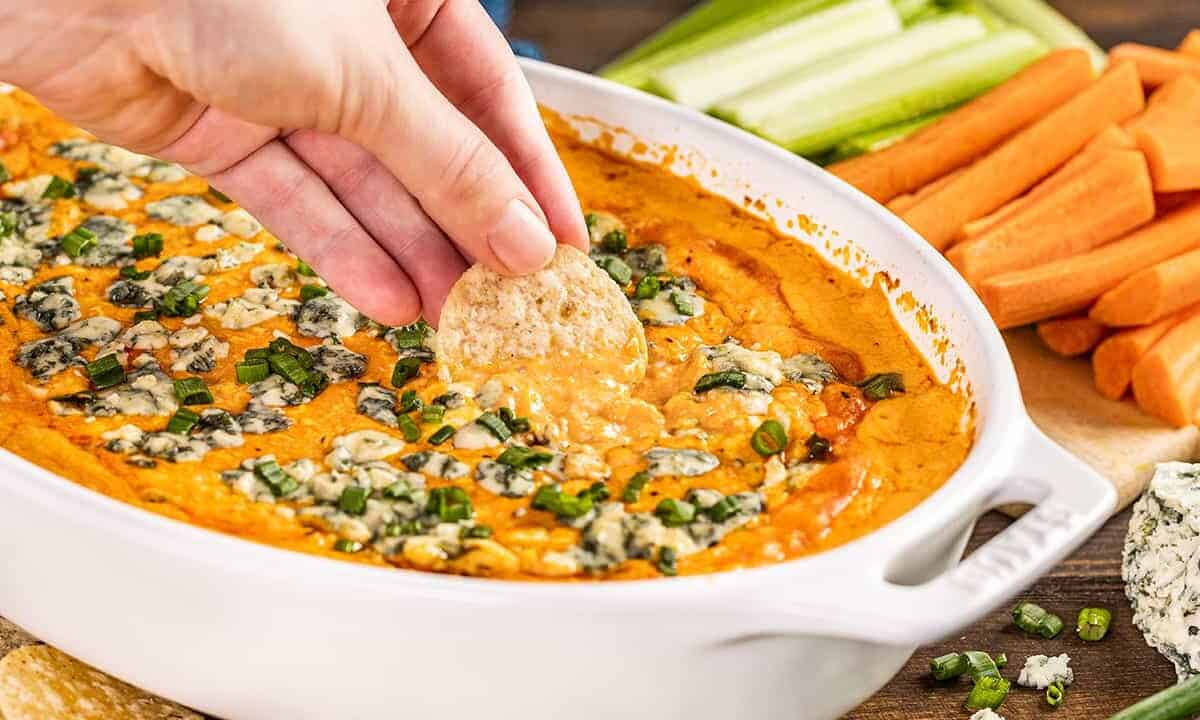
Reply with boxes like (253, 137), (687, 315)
(0, 60), (1116, 720)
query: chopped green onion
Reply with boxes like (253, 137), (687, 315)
(420, 404), (445, 424)
(389, 390), (418, 415)
(337, 485), (369, 515)
(496, 407), (531, 433)
(1109, 674), (1200, 720)
(993, 653), (1008, 669)
(158, 281), (209, 317)
(750, 419), (787, 456)
(656, 546), (678, 576)
(268, 337), (314, 367)
(579, 482), (611, 503)
(1076, 606), (1112, 641)
(296, 259), (317, 277)
(244, 348), (270, 361)
(0, 160), (8, 183)
(41, 175), (76, 200)
(173, 377), (213, 405)
(86, 353), (125, 389)
(333, 538), (363, 553)
(531, 485), (594, 520)
(963, 651), (1002, 681)
(396, 414), (421, 442)
(475, 412), (512, 442)
(235, 360), (270, 384)
(622, 472), (651, 503)
(965, 676), (1010, 711)
(1012, 602), (1064, 639)
(670, 291), (695, 316)
(299, 371), (329, 399)
(805, 433), (832, 461)
(391, 358), (422, 388)
(268, 353), (310, 386)
(390, 320), (431, 349)
(1046, 680), (1066, 708)
(704, 495), (741, 523)
(694, 370), (746, 393)
(595, 255), (633, 285)
(497, 446), (554, 471)
(254, 460), (299, 497)
(599, 229), (627, 254)
(119, 265), (151, 281)
(132, 309), (159, 323)
(60, 225), (96, 258)
(299, 285), (329, 302)
(165, 408), (201, 435)
(858, 372), (906, 400)
(426, 486), (473, 522)
(131, 233), (164, 259)
(462, 525), (493, 539)
(429, 425), (455, 445)
(0, 211), (16, 239)
(655, 498), (697, 527)
(930, 653), (969, 681)
(207, 185), (232, 203)
(634, 274), (661, 299)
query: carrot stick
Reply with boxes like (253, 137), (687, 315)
(1128, 76), (1200, 192)
(1092, 304), (1200, 400)
(978, 200), (1200, 329)
(961, 125), (1136, 238)
(901, 62), (1145, 251)
(828, 50), (1094, 203)
(946, 149), (1155, 282)
(1131, 312), (1200, 426)
(1090, 247), (1200, 326)
(886, 166), (967, 213)
(886, 193), (918, 214)
(1157, 190), (1200, 215)
(1110, 43), (1200, 87)
(1036, 315), (1109, 357)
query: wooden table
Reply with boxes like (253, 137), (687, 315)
(511, 2), (1200, 717)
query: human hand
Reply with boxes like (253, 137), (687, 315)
(0, 0), (588, 325)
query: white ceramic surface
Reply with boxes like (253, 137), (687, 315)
(0, 60), (1116, 720)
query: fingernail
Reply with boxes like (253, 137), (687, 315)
(488, 199), (556, 274)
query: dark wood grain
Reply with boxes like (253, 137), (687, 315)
(508, 2), (1199, 717)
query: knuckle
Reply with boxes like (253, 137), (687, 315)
(433, 132), (504, 209)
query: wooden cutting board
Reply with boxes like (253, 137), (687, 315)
(1006, 327), (1200, 512)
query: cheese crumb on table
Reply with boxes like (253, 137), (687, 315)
(1017, 653), (1074, 689)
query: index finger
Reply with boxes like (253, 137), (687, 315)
(391, 0), (588, 253)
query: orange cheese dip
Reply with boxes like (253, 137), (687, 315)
(0, 88), (972, 580)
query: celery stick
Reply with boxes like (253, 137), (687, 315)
(599, 0), (778, 77)
(825, 109), (950, 163)
(599, 0), (842, 89)
(982, 0), (1106, 71)
(893, 0), (936, 23)
(760, 28), (1045, 156)
(649, 0), (903, 110)
(712, 14), (986, 130)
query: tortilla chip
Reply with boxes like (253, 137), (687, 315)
(0, 618), (37, 658)
(0, 645), (201, 719)
(438, 245), (647, 384)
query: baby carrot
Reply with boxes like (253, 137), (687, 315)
(1131, 313), (1200, 426)
(1128, 76), (1200, 192)
(947, 149), (1155, 282)
(1110, 43), (1200, 87)
(886, 166), (968, 214)
(1036, 315), (1109, 357)
(902, 61), (1145, 251)
(829, 49), (1094, 203)
(978, 200), (1200, 329)
(961, 125), (1136, 239)
(1093, 304), (1200, 400)
(1090, 247), (1200, 326)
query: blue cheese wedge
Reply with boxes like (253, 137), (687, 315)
(1124, 461), (1200, 680)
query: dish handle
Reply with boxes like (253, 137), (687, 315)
(748, 425), (1118, 646)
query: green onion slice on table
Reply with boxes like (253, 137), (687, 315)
(1077, 606), (1112, 641)
(1012, 601), (1064, 638)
